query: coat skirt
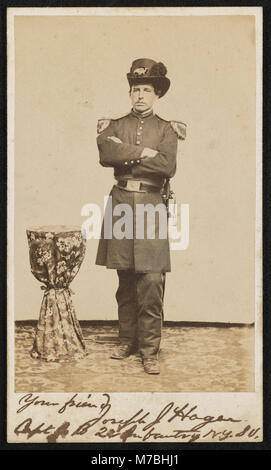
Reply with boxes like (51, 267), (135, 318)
(95, 185), (171, 273)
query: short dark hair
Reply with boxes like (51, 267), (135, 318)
(129, 84), (162, 98)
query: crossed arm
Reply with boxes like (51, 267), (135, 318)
(97, 122), (178, 178)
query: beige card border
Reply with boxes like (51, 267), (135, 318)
(7, 6), (263, 444)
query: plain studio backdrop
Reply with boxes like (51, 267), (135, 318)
(13, 14), (256, 323)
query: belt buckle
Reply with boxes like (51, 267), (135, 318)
(126, 180), (141, 191)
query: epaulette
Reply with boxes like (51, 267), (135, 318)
(97, 113), (130, 134)
(97, 118), (111, 134)
(170, 121), (187, 140)
(156, 115), (187, 140)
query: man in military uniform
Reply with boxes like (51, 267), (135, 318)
(96, 58), (185, 374)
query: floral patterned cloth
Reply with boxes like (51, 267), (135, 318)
(26, 226), (87, 362)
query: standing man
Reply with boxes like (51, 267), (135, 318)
(96, 58), (186, 374)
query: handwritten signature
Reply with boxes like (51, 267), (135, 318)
(14, 393), (261, 443)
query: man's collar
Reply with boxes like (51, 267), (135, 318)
(131, 108), (154, 119)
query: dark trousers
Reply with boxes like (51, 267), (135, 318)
(116, 270), (165, 359)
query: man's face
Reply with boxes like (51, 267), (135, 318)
(130, 83), (159, 113)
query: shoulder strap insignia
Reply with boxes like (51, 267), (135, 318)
(97, 118), (111, 134)
(170, 121), (187, 140)
(156, 114), (170, 123)
(97, 112), (130, 134)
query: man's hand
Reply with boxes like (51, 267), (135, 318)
(107, 136), (123, 143)
(141, 147), (158, 159)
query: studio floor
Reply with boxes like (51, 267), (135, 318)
(14, 323), (255, 393)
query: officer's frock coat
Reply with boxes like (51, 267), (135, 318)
(95, 110), (181, 273)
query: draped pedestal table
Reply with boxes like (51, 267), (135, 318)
(26, 225), (87, 362)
